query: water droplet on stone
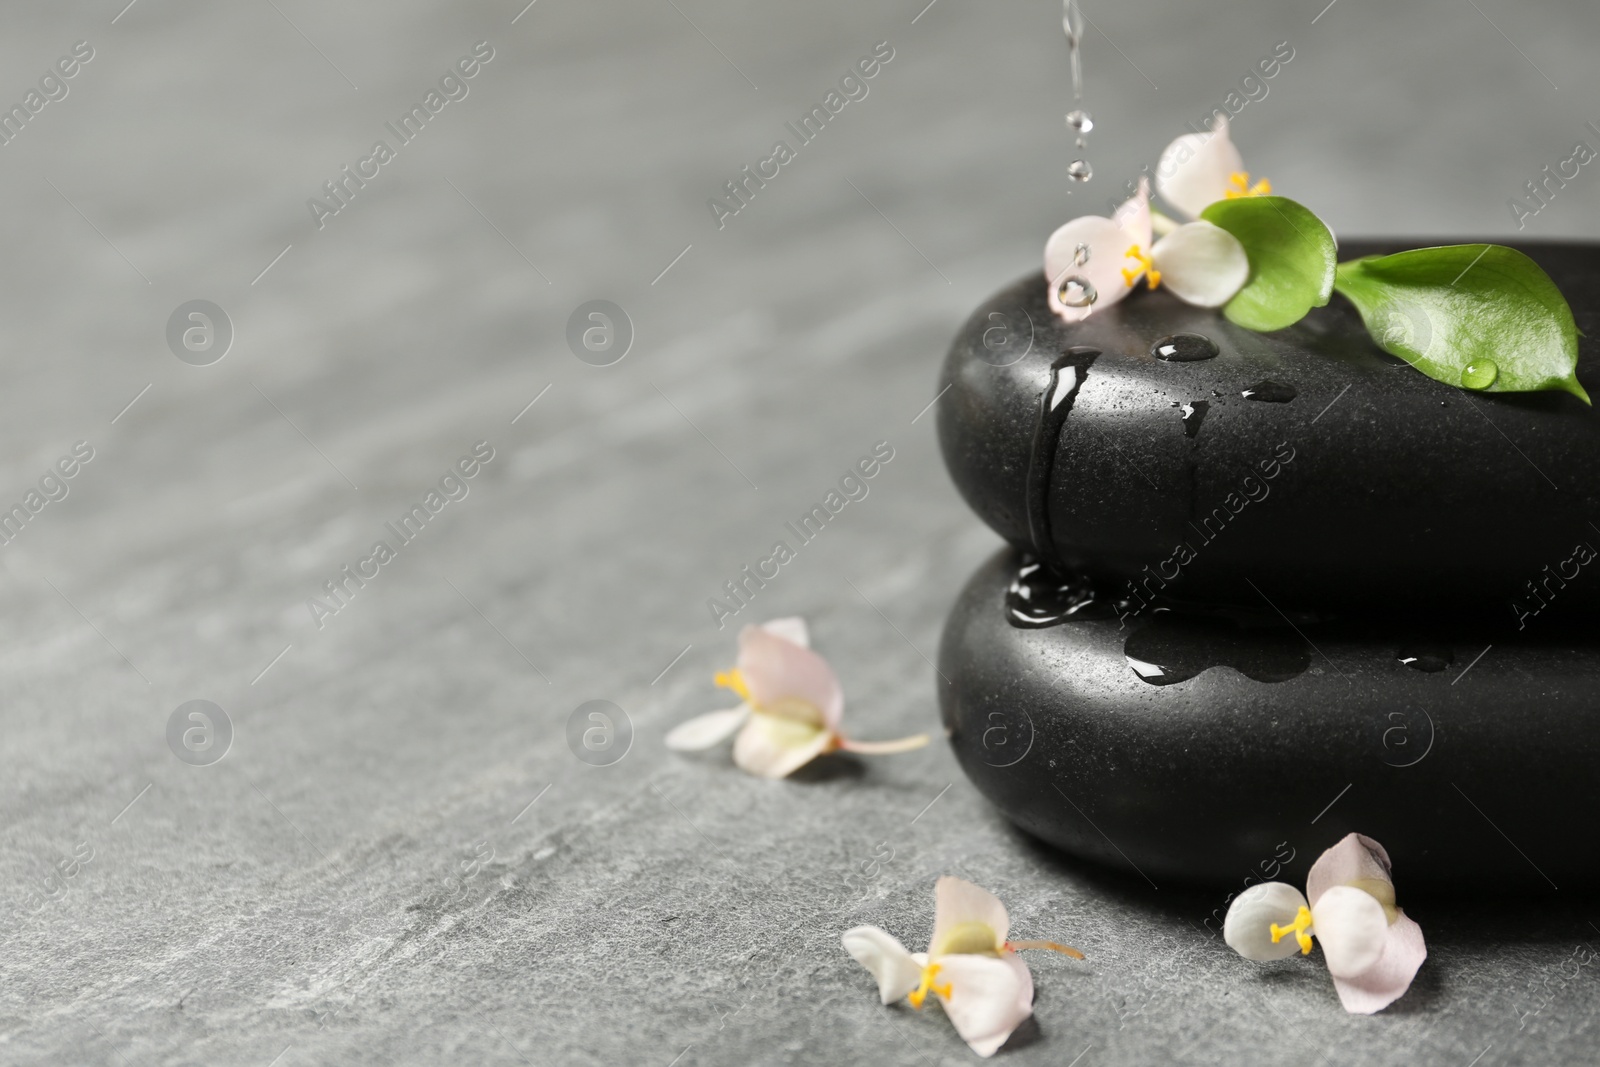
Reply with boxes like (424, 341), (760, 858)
(1006, 559), (1114, 627)
(1151, 333), (1219, 362)
(1068, 159), (1092, 182)
(1462, 360), (1499, 390)
(1066, 109), (1094, 134)
(1397, 645), (1453, 673)
(1058, 275), (1097, 307)
(1124, 614), (1311, 687)
(1241, 380), (1297, 403)
(1073, 242), (1091, 266)
(1180, 400), (1210, 438)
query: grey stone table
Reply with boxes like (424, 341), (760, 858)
(2, 1), (1598, 1064)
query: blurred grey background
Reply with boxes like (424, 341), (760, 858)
(1, 1), (1596, 1064)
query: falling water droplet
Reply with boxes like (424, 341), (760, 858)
(1062, 0), (1085, 99)
(1058, 276), (1097, 307)
(1073, 242), (1091, 266)
(1462, 360), (1499, 390)
(1060, 2), (1091, 187)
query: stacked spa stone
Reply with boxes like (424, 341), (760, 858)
(934, 240), (1600, 889)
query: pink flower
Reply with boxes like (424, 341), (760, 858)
(843, 877), (1083, 1058)
(1223, 833), (1427, 1013)
(665, 617), (928, 778)
(1155, 113), (1272, 220)
(1044, 176), (1249, 322)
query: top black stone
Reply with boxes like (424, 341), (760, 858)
(936, 240), (1600, 622)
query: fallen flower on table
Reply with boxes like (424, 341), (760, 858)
(664, 617), (929, 778)
(843, 876), (1084, 1058)
(1223, 832), (1427, 1013)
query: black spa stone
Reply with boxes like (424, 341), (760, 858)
(938, 548), (1600, 887)
(936, 240), (1600, 621)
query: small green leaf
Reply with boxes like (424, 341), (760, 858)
(1333, 245), (1589, 403)
(1199, 196), (1337, 332)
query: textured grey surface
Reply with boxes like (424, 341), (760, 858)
(2, 1), (1598, 1064)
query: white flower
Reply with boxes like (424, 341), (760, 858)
(843, 876), (1083, 1058)
(1223, 833), (1427, 1014)
(1044, 177), (1248, 323)
(665, 617), (928, 778)
(1156, 113), (1272, 219)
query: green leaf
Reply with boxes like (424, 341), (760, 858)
(1199, 196), (1337, 332)
(1333, 245), (1588, 403)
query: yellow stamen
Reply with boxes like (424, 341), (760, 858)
(1006, 939), (1086, 960)
(1120, 244), (1161, 290)
(906, 961), (953, 1009)
(1269, 905), (1314, 955)
(713, 667), (752, 703)
(1224, 171), (1272, 199)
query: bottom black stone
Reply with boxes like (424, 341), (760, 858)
(938, 548), (1600, 888)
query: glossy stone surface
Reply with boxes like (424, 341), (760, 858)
(937, 241), (1600, 621)
(939, 549), (1600, 887)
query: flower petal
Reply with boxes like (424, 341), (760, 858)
(1311, 885), (1389, 979)
(1223, 881), (1310, 962)
(1005, 951), (1034, 1021)
(664, 706), (750, 751)
(933, 953), (1033, 1058)
(1044, 178), (1155, 323)
(1112, 175), (1153, 251)
(1330, 911), (1427, 1015)
(731, 714), (834, 778)
(759, 616), (809, 648)
(1044, 216), (1135, 323)
(842, 925), (924, 1005)
(1307, 833), (1394, 908)
(1151, 221), (1249, 308)
(838, 734), (930, 755)
(930, 876), (1009, 956)
(1156, 113), (1245, 219)
(735, 624), (843, 729)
